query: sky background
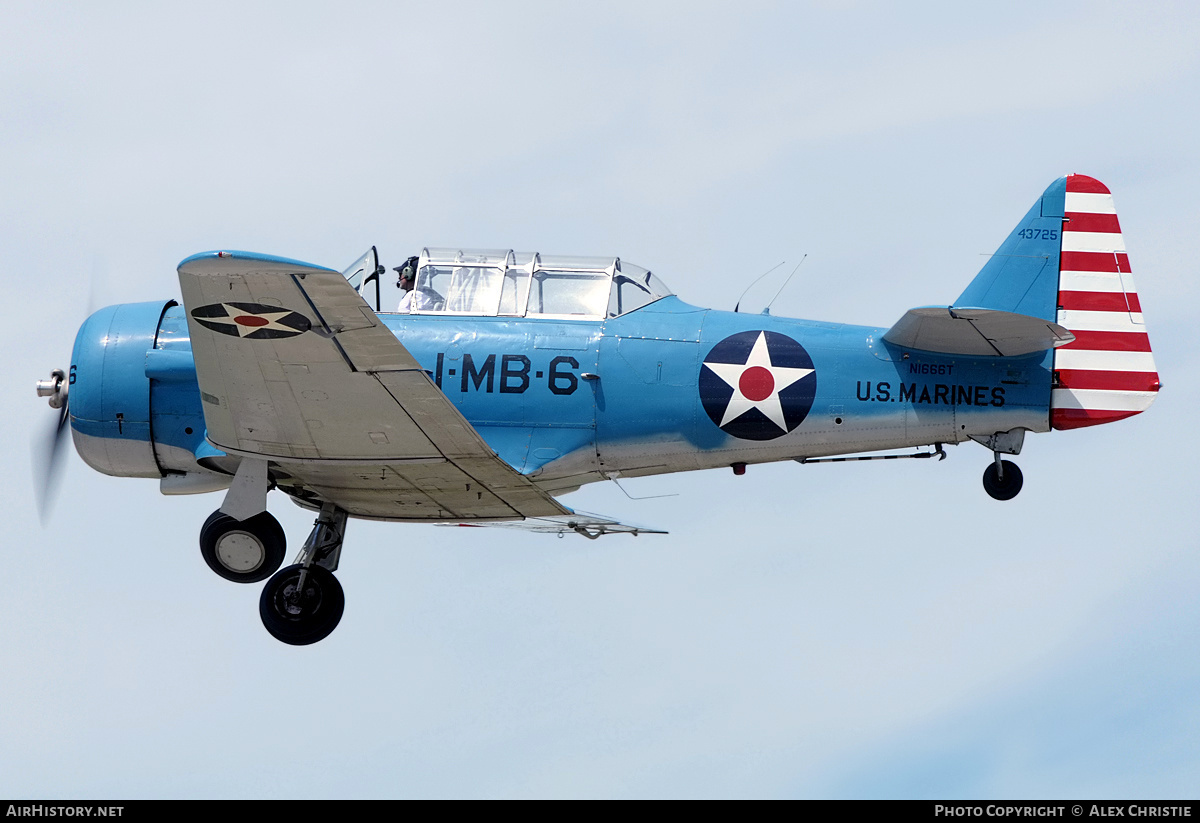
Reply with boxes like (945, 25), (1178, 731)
(2, 0), (1197, 799)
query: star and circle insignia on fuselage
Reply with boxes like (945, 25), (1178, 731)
(190, 302), (312, 340)
(698, 330), (817, 441)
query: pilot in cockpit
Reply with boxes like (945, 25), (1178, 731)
(395, 256), (439, 312)
(396, 256), (446, 312)
(395, 257), (417, 311)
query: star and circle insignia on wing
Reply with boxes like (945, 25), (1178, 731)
(190, 302), (312, 340)
(698, 330), (817, 441)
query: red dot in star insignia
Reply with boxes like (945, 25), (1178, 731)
(739, 366), (775, 401)
(234, 315), (270, 327)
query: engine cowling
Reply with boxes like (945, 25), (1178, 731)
(69, 301), (214, 484)
(70, 302), (169, 477)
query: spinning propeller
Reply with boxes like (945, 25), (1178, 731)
(34, 368), (71, 523)
(33, 261), (107, 523)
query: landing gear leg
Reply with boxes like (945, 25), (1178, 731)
(982, 452), (1023, 501)
(259, 504), (348, 645)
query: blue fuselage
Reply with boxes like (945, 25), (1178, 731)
(383, 296), (1052, 489)
(69, 296), (1054, 495)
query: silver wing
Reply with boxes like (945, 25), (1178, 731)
(177, 250), (569, 522)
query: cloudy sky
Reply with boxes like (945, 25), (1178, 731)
(2, 1), (1197, 798)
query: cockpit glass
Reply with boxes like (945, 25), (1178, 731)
(530, 271), (611, 317)
(608, 262), (671, 317)
(400, 248), (671, 318)
(499, 252), (534, 315)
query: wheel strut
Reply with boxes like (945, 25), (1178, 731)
(296, 503), (348, 572)
(259, 503), (350, 646)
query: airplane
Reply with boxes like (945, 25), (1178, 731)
(34, 174), (1160, 645)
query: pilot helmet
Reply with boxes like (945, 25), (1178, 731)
(394, 257), (418, 286)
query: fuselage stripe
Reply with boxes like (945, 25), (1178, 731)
(1059, 251), (1132, 273)
(1065, 176), (1112, 195)
(1051, 387), (1158, 412)
(1058, 290), (1141, 312)
(1055, 369), (1160, 392)
(1060, 330), (1151, 352)
(1059, 271), (1140, 294)
(1061, 231), (1127, 253)
(1051, 408), (1139, 429)
(1056, 309), (1145, 331)
(1064, 212), (1122, 233)
(1064, 191), (1117, 212)
(1053, 349), (1157, 372)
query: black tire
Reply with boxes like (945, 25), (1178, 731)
(199, 510), (286, 584)
(982, 460), (1023, 501)
(259, 564), (345, 646)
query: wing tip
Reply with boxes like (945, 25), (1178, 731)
(178, 250), (338, 274)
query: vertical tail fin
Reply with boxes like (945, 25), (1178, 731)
(955, 178), (1065, 321)
(1051, 174), (1161, 429)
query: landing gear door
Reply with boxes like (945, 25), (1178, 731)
(343, 246), (384, 311)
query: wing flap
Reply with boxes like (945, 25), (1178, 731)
(882, 306), (1074, 357)
(445, 509), (667, 538)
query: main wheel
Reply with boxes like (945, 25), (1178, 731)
(199, 510), (286, 583)
(982, 460), (1023, 501)
(259, 564), (345, 646)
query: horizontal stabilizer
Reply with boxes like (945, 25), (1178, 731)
(444, 508), (666, 539)
(883, 306), (1074, 357)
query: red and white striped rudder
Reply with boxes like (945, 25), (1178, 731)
(1051, 174), (1161, 430)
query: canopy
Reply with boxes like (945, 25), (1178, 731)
(401, 247), (672, 319)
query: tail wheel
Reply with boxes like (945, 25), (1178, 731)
(982, 460), (1023, 501)
(199, 510), (286, 583)
(259, 564), (345, 646)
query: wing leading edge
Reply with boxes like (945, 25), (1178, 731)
(177, 250), (569, 522)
